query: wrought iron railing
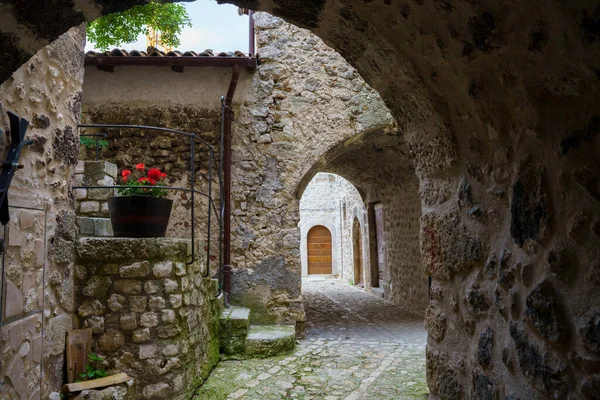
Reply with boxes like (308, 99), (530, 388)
(75, 124), (224, 295)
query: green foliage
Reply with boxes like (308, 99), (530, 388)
(86, 2), (192, 51)
(118, 166), (169, 198)
(80, 136), (109, 150)
(79, 353), (108, 381)
(117, 177), (168, 198)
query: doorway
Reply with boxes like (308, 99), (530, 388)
(352, 217), (363, 285)
(307, 225), (332, 275)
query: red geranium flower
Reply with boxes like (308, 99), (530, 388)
(135, 163), (145, 171)
(160, 173), (167, 178)
(148, 178), (157, 185)
(122, 169), (132, 178)
(138, 177), (148, 183)
(148, 168), (162, 181)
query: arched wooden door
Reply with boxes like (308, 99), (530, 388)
(307, 225), (332, 275)
(353, 218), (363, 284)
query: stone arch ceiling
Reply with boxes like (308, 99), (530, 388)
(296, 128), (416, 200)
(2, 1), (600, 399)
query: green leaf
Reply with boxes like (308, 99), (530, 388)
(86, 3), (191, 51)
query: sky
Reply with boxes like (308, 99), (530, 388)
(85, 1), (250, 53)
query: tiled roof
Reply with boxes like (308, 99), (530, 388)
(85, 47), (249, 58)
(84, 47), (257, 70)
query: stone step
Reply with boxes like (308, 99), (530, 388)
(77, 217), (113, 237)
(219, 306), (251, 355)
(245, 325), (296, 358)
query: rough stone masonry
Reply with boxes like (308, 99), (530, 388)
(1, 1), (599, 399)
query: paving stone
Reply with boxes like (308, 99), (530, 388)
(195, 278), (427, 399)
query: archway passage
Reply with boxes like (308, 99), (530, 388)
(307, 225), (332, 275)
(352, 217), (363, 285)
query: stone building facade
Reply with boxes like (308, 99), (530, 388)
(0, 26), (85, 398)
(299, 172), (368, 282)
(2, 1), (600, 399)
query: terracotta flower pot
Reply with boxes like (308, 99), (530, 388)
(108, 196), (173, 238)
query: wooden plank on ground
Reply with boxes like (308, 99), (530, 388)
(61, 373), (131, 394)
(66, 328), (92, 383)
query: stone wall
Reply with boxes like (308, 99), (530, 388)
(376, 184), (427, 314)
(75, 237), (221, 400)
(230, 13), (397, 326)
(0, 26), (85, 398)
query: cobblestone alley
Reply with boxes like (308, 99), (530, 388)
(195, 277), (428, 399)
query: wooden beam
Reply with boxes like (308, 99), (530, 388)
(61, 373), (131, 394)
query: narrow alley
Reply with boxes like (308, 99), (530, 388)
(195, 278), (428, 399)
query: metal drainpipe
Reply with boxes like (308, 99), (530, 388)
(249, 10), (255, 57)
(223, 64), (240, 306)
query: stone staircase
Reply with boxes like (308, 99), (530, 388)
(219, 306), (296, 358)
(74, 160), (116, 237)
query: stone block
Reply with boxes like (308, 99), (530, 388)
(88, 188), (111, 201)
(100, 202), (110, 215)
(221, 335), (247, 355)
(114, 280), (142, 295)
(76, 160), (85, 174)
(244, 325), (296, 358)
(80, 201), (100, 214)
(425, 305), (447, 342)
(35, 240), (44, 267)
(144, 280), (161, 294)
(19, 210), (35, 230)
(139, 345), (157, 360)
(6, 355), (27, 397)
(107, 293), (126, 312)
(161, 310), (176, 324)
(152, 261), (173, 278)
(99, 328), (125, 352)
(84, 161), (118, 180)
(77, 217), (94, 236)
(4, 280), (23, 318)
(74, 188), (87, 200)
(120, 314), (137, 330)
(170, 294), (182, 309)
(524, 280), (565, 342)
(148, 296), (166, 310)
(140, 312), (159, 328)
(130, 296), (147, 312)
(86, 316), (105, 334)
(220, 306), (251, 338)
(157, 325), (181, 339)
(95, 218), (113, 237)
(82, 276), (111, 297)
(174, 262), (186, 277)
(162, 344), (179, 356)
(142, 383), (170, 400)
(120, 261), (150, 278)
(164, 279), (179, 294)
(132, 328), (151, 343)
(79, 300), (105, 317)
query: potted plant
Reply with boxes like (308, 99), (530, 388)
(108, 163), (172, 237)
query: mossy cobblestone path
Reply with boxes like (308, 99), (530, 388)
(195, 277), (428, 399)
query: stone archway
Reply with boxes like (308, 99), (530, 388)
(1, 1), (599, 399)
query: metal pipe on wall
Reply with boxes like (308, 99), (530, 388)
(249, 10), (255, 57)
(223, 64), (240, 306)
